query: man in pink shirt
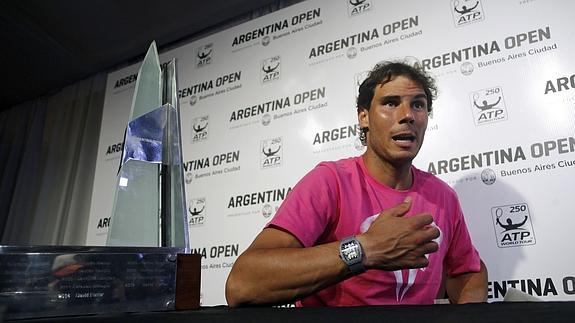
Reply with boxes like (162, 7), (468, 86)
(226, 61), (488, 307)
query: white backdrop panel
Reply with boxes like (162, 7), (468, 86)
(88, 0), (575, 304)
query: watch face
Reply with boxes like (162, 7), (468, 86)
(342, 241), (359, 261)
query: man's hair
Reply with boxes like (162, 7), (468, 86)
(356, 61), (437, 113)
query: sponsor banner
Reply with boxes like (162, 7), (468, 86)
(183, 150), (241, 181)
(488, 274), (575, 300)
(228, 87), (327, 130)
(89, 0), (575, 305)
(226, 186), (292, 218)
(179, 70), (243, 107)
(230, 8), (323, 51)
(307, 15), (423, 66)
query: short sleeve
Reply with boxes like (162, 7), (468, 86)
(444, 197), (481, 276)
(266, 163), (339, 247)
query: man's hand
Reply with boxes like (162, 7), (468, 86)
(357, 197), (440, 271)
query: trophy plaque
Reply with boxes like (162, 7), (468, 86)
(0, 42), (200, 319)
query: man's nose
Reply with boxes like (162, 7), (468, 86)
(398, 101), (414, 123)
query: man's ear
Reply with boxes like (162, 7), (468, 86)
(358, 108), (369, 128)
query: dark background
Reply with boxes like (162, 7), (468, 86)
(0, 0), (284, 111)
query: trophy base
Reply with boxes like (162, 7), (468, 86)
(0, 246), (201, 319)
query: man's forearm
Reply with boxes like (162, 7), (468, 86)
(446, 260), (488, 303)
(225, 241), (350, 307)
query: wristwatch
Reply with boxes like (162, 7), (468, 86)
(339, 236), (366, 275)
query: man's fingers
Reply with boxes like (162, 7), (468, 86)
(428, 226), (440, 240)
(410, 256), (430, 269)
(409, 224), (440, 245)
(384, 196), (413, 218)
(409, 243), (438, 269)
(420, 224), (440, 240)
(421, 241), (439, 255)
(408, 213), (435, 228)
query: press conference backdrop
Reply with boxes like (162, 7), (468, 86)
(87, 0), (575, 305)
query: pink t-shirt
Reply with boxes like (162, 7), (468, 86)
(267, 156), (481, 306)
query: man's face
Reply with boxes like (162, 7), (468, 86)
(358, 75), (429, 167)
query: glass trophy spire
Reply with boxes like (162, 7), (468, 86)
(130, 41), (162, 119)
(107, 42), (189, 251)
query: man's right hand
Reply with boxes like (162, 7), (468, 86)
(357, 197), (440, 271)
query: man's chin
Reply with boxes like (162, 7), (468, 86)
(400, 145), (424, 158)
(368, 147), (418, 167)
(388, 154), (417, 167)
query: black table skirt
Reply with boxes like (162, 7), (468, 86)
(10, 302), (575, 323)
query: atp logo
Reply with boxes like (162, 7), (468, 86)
(188, 198), (206, 226)
(347, 0), (372, 17)
(196, 43), (213, 68)
(192, 115), (209, 143)
(261, 56), (281, 84)
(261, 137), (283, 169)
(469, 86), (508, 126)
(451, 0), (485, 27)
(492, 203), (536, 248)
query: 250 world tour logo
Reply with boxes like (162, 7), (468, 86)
(261, 137), (283, 169)
(470, 86), (508, 126)
(451, 0), (485, 27)
(492, 203), (536, 248)
(188, 198), (206, 226)
(347, 0), (373, 17)
(192, 115), (209, 143)
(196, 43), (213, 68)
(261, 56), (281, 84)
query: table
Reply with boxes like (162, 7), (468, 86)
(10, 301), (575, 323)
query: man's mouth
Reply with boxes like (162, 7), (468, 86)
(392, 133), (416, 143)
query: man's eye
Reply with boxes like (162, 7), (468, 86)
(413, 101), (427, 110)
(382, 100), (398, 108)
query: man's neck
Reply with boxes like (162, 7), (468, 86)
(362, 152), (413, 190)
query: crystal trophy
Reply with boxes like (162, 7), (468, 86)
(106, 41), (189, 249)
(0, 42), (200, 320)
